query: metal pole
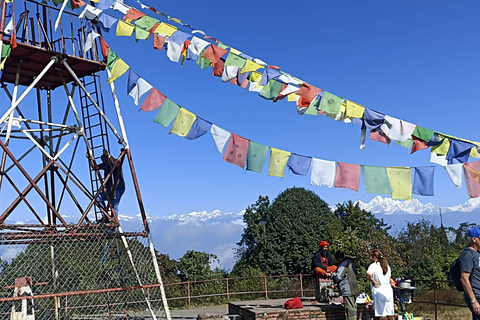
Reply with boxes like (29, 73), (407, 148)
(300, 274), (303, 297)
(264, 276), (268, 300)
(0, 56), (58, 125)
(117, 226), (158, 320)
(61, 59), (126, 147)
(147, 232), (172, 320)
(106, 69), (129, 149)
(187, 282), (190, 306)
(125, 149), (150, 233)
(226, 278), (229, 300)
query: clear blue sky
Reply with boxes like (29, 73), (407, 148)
(95, 0), (480, 217)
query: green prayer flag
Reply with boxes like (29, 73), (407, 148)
(217, 42), (229, 50)
(362, 166), (392, 194)
(106, 48), (119, 69)
(259, 79), (283, 100)
(412, 126), (435, 142)
(305, 97), (320, 116)
(50, 0), (64, 4)
(1, 44), (11, 59)
(246, 141), (269, 173)
(319, 91), (343, 115)
(135, 26), (150, 41)
(395, 139), (414, 149)
(153, 98), (181, 127)
(195, 48), (211, 70)
(135, 15), (159, 30)
(225, 52), (246, 68)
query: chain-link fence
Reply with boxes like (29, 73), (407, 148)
(0, 227), (167, 320)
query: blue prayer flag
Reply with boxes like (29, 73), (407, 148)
(84, 20), (93, 34)
(169, 30), (191, 45)
(185, 117), (212, 140)
(287, 153), (312, 176)
(413, 166), (435, 196)
(428, 133), (444, 147)
(98, 13), (117, 32)
(260, 67), (282, 86)
(446, 139), (474, 164)
(362, 108), (385, 131)
(97, 0), (115, 10)
(127, 69), (140, 95)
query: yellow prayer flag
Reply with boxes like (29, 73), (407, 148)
(116, 20), (134, 37)
(0, 58), (7, 71)
(471, 146), (479, 158)
(287, 93), (297, 102)
(90, 0), (99, 2)
(386, 167), (412, 201)
(170, 108), (196, 137)
(230, 48), (242, 55)
(249, 71), (263, 84)
(107, 59), (129, 84)
(345, 100), (365, 119)
(154, 22), (177, 37)
(170, 18), (182, 24)
(241, 59), (264, 74)
(5, 0), (13, 3)
(431, 135), (450, 155)
(268, 148), (291, 178)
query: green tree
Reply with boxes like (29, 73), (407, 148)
(236, 187), (334, 275)
(178, 250), (225, 281)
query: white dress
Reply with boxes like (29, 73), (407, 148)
(367, 262), (394, 317)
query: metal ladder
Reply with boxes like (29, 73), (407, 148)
(78, 73), (110, 221)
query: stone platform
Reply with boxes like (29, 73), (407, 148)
(228, 298), (374, 320)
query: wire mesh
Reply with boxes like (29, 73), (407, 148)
(0, 227), (166, 320)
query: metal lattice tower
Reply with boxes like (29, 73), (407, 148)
(0, 1), (171, 319)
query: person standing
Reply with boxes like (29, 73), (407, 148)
(366, 249), (394, 320)
(333, 252), (358, 320)
(460, 227), (480, 319)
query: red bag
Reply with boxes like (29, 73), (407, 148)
(284, 297), (303, 309)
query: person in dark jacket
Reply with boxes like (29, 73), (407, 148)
(332, 252), (358, 320)
(312, 240), (338, 278)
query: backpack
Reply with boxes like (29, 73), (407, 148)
(450, 258), (464, 292)
(450, 249), (473, 292)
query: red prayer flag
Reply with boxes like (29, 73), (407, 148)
(223, 134), (249, 168)
(370, 130), (391, 145)
(411, 136), (429, 154)
(334, 162), (361, 192)
(464, 161), (480, 198)
(268, 65), (280, 70)
(296, 83), (322, 108)
(149, 7), (158, 13)
(153, 34), (167, 50)
(212, 59), (224, 77)
(140, 88), (166, 112)
(123, 8), (145, 21)
(70, 0), (86, 9)
(204, 35), (218, 43)
(99, 37), (109, 59)
(10, 31), (17, 49)
(148, 22), (160, 39)
(201, 44), (228, 65)
(274, 83), (289, 102)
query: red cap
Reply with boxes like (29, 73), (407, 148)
(319, 241), (329, 247)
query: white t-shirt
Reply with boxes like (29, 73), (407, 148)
(367, 262), (392, 290)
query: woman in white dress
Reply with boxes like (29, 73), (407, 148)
(366, 249), (395, 320)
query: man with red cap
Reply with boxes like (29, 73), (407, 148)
(312, 240), (338, 278)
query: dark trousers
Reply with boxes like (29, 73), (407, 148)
(464, 293), (480, 320)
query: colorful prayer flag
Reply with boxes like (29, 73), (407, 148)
(260, 67), (282, 86)
(386, 167), (412, 200)
(345, 100), (365, 119)
(396, 139), (414, 149)
(370, 130), (391, 145)
(464, 161), (480, 198)
(431, 135), (450, 155)
(225, 52), (247, 68)
(311, 158), (336, 187)
(287, 153), (312, 176)
(210, 125), (231, 154)
(107, 58), (129, 83)
(241, 59), (263, 74)
(296, 83), (322, 109)
(166, 40), (182, 62)
(153, 98), (180, 127)
(413, 166), (435, 196)
(362, 166), (392, 194)
(363, 108), (386, 131)
(135, 25), (149, 41)
(134, 15), (159, 30)
(246, 141), (269, 173)
(412, 126), (435, 142)
(185, 117), (212, 140)
(318, 91), (343, 115)
(140, 88), (165, 112)
(445, 163), (463, 188)
(380, 115), (416, 142)
(268, 148), (291, 177)
(123, 8), (145, 21)
(259, 79), (283, 100)
(106, 48), (119, 68)
(170, 108), (197, 137)
(446, 139), (474, 164)
(334, 162), (361, 192)
(153, 34), (167, 50)
(155, 22), (177, 37)
(202, 44), (228, 65)
(223, 134), (249, 168)
(116, 20), (134, 36)
(411, 136), (429, 154)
